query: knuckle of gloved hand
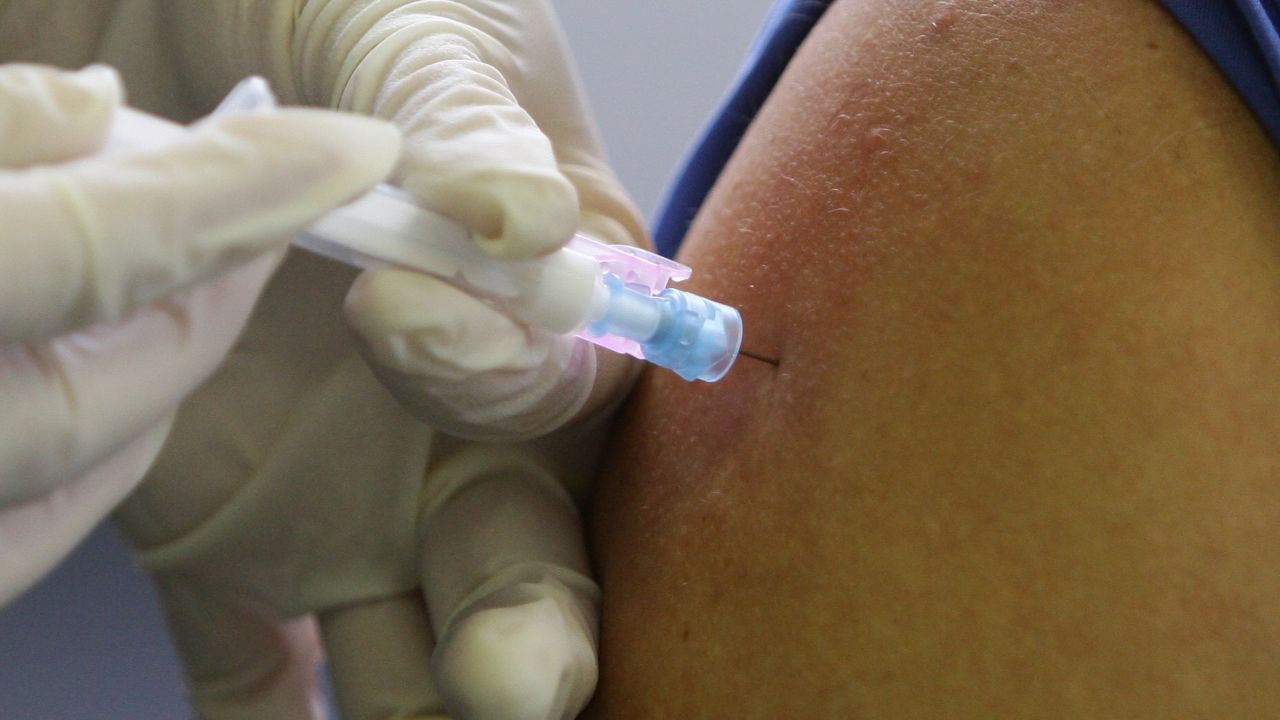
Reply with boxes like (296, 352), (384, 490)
(409, 319), (543, 380)
(346, 269), (542, 376)
(429, 341), (593, 442)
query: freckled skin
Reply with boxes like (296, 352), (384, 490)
(585, 1), (1280, 718)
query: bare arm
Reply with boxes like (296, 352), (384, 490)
(586, 0), (1280, 717)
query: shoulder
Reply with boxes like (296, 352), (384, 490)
(587, 1), (1280, 716)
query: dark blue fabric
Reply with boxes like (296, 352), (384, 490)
(652, 0), (833, 258)
(1157, 0), (1280, 148)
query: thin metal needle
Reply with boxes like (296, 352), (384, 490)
(739, 348), (780, 367)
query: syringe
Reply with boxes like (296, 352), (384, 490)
(108, 78), (745, 382)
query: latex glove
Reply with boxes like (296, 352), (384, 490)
(0, 63), (401, 606)
(79, 1), (648, 719)
(119, 395), (609, 720)
(153, 0), (649, 439)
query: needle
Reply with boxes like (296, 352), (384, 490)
(739, 348), (780, 367)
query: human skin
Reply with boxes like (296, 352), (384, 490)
(584, 0), (1280, 717)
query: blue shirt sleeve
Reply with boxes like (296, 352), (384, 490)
(1157, 0), (1280, 147)
(652, 0), (833, 258)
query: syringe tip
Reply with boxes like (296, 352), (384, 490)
(641, 289), (743, 382)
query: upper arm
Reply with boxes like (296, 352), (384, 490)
(587, 0), (1280, 716)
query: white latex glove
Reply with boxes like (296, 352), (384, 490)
(0, 1), (648, 719)
(0, 63), (401, 606)
(154, 0), (649, 439)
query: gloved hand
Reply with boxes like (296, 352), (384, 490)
(0, 2), (649, 719)
(155, 0), (648, 439)
(0, 63), (401, 606)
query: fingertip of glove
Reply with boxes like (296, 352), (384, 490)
(344, 268), (433, 339)
(33, 64), (122, 121)
(433, 588), (597, 720)
(0, 64), (123, 165)
(479, 172), (580, 260)
(403, 170), (579, 261)
(61, 65), (124, 117)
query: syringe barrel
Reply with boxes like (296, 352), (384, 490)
(110, 77), (747, 382)
(303, 185), (601, 335)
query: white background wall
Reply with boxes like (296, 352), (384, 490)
(554, 0), (776, 217)
(0, 1), (776, 716)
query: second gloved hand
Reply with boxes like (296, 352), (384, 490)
(157, 0), (650, 441)
(0, 63), (400, 606)
(77, 1), (653, 719)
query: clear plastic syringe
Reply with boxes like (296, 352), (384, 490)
(109, 78), (745, 382)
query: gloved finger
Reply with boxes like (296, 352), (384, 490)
(433, 575), (598, 720)
(0, 64), (121, 168)
(298, 1), (581, 259)
(0, 106), (400, 342)
(419, 449), (600, 720)
(149, 573), (328, 719)
(317, 592), (449, 720)
(387, 0), (649, 255)
(344, 268), (631, 441)
(498, 17), (650, 254)
(0, 252), (277, 508)
(0, 417), (171, 607)
(514, 44), (652, 421)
